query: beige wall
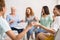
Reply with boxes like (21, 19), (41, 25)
(58, 0), (60, 4)
(5, 0), (58, 20)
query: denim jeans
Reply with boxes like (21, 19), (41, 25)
(27, 27), (47, 40)
(35, 28), (48, 34)
(27, 26), (36, 40)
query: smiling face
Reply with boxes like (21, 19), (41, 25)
(26, 8), (31, 15)
(26, 7), (34, 17)
(53, 7), (60, 16)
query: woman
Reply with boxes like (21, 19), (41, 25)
(25, 7), (38, 40)
(0, 0), (33, 40)
(34, 5), (60, 40)
(35, 6), (53, 35)
(6, 7), (24, 33)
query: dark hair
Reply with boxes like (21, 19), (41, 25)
(0, 0), (5, 11)
(42, 6), (50, 15)
(55, 5), (60, 12)
(26, 7), (34, 17)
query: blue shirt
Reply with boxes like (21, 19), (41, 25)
(6, 14), (20, 27)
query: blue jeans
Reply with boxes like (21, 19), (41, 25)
(35, 28), (48, 37)
(27, 27), (36, 40)
(27, 27), (47, 40)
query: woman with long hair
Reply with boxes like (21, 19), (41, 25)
(25, 7), (38, 40)
(35, 6), (53, 35)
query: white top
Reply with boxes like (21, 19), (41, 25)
(14, 22), (28, 29)
(50, 16), (60, 40)
(51, 16), (60, 40)
(0, 16), (11, 40)
(51, 16), (60, 32)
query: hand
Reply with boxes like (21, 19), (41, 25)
(32, 22), (42, 27)
(9, 20), (14, 24)
(35, 23), (43, 28)
(35, 22), (41, 26)
(26, 22), (34, 30)
(26, 25), (32, 30)
(34, 17), (39, 22)
(20, 20), (25, 22)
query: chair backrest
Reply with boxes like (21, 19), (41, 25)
(55, 28), (60, 40)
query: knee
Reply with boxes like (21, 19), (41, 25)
(36, 32), (44, 38)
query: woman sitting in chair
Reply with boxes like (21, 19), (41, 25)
(34, 5), (60, 40)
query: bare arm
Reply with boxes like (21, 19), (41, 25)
(34, 16), (39, 22)
(34, 22), (56, 34)
(38, 17), (60, 34)
(8, 20), (14, 24)
(6, 24), (32, 40)
(39, 24), (56, 34)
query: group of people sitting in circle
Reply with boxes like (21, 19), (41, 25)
(0, 0), (60, 40)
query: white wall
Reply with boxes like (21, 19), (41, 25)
(58, 0), (60, 4)
(5, 0), (57, 20)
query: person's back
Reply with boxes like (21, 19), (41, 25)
(0, 16), (11, 40)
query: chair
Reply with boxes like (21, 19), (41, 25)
(45, 28), (60, 40)
(55, 29), (60, 40)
